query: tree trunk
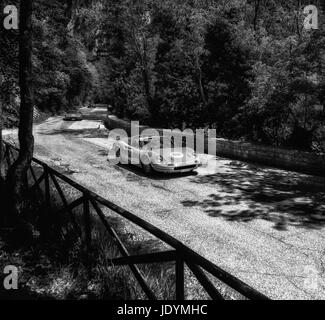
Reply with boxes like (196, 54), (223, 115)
(195, 53), (207, 108)
(0, 85), (5, 207)
(141, 37), (156, 122)
(0, 84), (6, 227)
(1, 0), (7, 226)
(6, 0), (34, 223)
(296, 0), (302, 38)
(0, 73), (5, 179)
(0, 1), (5, 183)
(253, 0), (261, 31)
(0, 94), (5, 182)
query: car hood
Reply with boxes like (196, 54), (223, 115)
(150, 147), (196, 161)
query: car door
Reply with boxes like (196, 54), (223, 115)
(129, 137), (141, 166)
(117, 138), (131, 164)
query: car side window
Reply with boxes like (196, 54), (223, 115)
(139, 139), (148, 149)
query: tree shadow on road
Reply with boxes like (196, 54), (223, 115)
(182, 160), (325, 231)
(38, 127), (108, 139)
(115, 163), (197, 182)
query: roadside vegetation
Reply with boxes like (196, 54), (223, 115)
(1, 0), (325, 150)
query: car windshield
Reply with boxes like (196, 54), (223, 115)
(139, 137), (172, 149)
(139, 136), (189, 149)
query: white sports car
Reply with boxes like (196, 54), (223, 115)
(108, 135), (201, 174)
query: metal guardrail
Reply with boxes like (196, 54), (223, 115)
(3, 142), (270, 300)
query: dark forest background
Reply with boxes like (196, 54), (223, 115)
(1, 0), (325, 151)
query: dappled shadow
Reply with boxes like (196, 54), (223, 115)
(98, 149), (109, 157)
(0, 286), (56, 300)
(182, 160), (325, 231)
(0, 186), (176, 300)
(38, 127), (108, 139)
(115, 163), (197, 182)
(81, 112), (107, 121)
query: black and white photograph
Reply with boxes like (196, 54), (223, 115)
(0, 0), (325, 309)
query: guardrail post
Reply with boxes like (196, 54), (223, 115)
(83, 192), (92, 274)
(176, 256), (185, 300)
(5, 144), (10, 166)
(44, 165), (51, 209)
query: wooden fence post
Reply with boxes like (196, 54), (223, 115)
(176, 255), (185, 300)
(83, 192), (92, 274)
(44, 165), (51, 209)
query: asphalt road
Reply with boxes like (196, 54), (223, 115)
(4, 107), (325, 300)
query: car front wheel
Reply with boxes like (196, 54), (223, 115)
(141, 157), (153, 174)
(115, 147), (121, 159)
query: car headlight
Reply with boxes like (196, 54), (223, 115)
(156, 155), (164, 164)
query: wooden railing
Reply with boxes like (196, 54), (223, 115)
(3, 142), (270, 300)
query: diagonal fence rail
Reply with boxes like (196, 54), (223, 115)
(4, 142), (270, 300)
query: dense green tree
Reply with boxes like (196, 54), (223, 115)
(1, 0), (324, 152)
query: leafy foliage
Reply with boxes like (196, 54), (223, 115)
(0, 0), (19, 127)
(1, 0), (324, 151)
(94, 0), (324, 151)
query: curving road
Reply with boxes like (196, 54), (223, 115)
(5, 107), (325, 299)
